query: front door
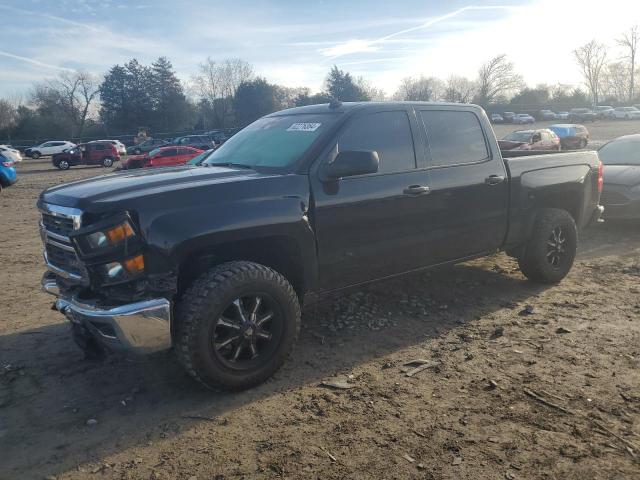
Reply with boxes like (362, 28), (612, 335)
(310, 107), (432, 291)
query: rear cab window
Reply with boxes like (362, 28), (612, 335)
(419, 110), (489, 167)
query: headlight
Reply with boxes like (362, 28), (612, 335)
(98, 254), (145, 283)
(76, 219), (136, 255)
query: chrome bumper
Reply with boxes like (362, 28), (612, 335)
(42, 274), (172, 354)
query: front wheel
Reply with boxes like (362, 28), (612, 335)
(518, 208), (577, 284)
(57, 160), (70, 170)
(31, 151), (41, 159)
(175, 261), (301, 391)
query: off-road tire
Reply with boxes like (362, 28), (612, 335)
(102, 157), (114, 168)
(175, 261), (301, 391)
(518, 208), (577, 284)
(31, 151), (41, 159)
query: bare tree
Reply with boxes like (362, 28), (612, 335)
(356, 76), (386, 101)
(0, 99), (17, 142)
(443, 75), (477, 103)
(602, 61), (631, 101)
(617, 25), (638, 100)
(393, 76), (444, 101)
(573, 40), (608, 105)
(192, 58), (253, 128)
(475, 54), (524, 105)
(40, 71), (100, 139)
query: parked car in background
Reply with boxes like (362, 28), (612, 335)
(52, 141), (120, 170)
(0, 153), (17, 192)
(499, 129), (561, 151)
(172, 135), (216, 150)
(594, 106), (615, 119)
(490, 113), (504, 123)
(0, 144), (22, 163)
(205, 131), (232, 145)
(568, 108), (597, 122)
(187, 148), (216, 166)
(122, 146), (203, 170)
(556, 111), (570, 120)
(126, 138), (168, 155)
(25, 141), (76, 159)
(513, 113), (535, 124)
(598, 134), (640, 220)
(502, 112), (516, 123)
(99, 139), (127, 156)
(548, 124), (590, 149)
(539, 110), (557, 121)
(612, 106), (640, 120)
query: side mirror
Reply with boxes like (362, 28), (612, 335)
(326, 150), (379, 179)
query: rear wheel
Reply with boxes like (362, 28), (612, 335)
(102, 157), (114, 168)
(175, 261), (301, 391)
(518, 208), (577, 284)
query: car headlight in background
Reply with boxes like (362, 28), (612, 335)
(98, 254), (145, 283)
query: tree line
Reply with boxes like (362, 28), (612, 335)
(0, 26), (637, 144)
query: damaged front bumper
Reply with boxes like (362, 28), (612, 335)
(42, 273), (172, 354)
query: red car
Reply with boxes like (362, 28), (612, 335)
(122, 146), (203, 170)
(52, 141), (120, 170)
(498, 129), (561, 151)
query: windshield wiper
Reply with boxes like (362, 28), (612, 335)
(205, 162), (254, 169)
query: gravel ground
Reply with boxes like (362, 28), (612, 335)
(1, 138), (639, 479)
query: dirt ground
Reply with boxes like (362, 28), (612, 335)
(1, 130), (639, 479)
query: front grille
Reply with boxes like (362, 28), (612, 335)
(45, 242), (82, 276)
(600, 190), (629, 205)
(42, 213), (75, 237)
(40, 204), (85, 282)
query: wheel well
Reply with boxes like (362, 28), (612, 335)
(177, 236), (307, 300)
(536, 193), (581, 224)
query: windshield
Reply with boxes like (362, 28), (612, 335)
(599, 138), (640, 165)
(202, 113), (339, 169)
(148, 148), (162, 157)
(504, 131), (533, 142)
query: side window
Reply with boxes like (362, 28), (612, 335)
(162, 148), (177, 157)
(178, 148), (190, 155)
(338, 111), (416, 174)
(41, 142), (53, 148)
(420, 110), (489, 167)
(93, 143), (105, 151)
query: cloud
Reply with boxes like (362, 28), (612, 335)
(318, 4), (517, 60)
(0, 50), (74, 72)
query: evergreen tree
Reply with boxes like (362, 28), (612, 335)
(325, 66), (370, 102)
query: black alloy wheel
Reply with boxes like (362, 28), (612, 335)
(212, 294), (282, 370)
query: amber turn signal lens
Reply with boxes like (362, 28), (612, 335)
(105, 222), (134, 244)
(123, 254), (144, 274)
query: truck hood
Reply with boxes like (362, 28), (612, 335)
(39, 165), (284, 210)
(603, 165), (640, 187)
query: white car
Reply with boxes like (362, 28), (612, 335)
(513, 113), (535, 124)
(25, 141), (76, 159)
(0, 145), (22, 163)
(98, 139), (127, 156)
(612, 106), (640, 120)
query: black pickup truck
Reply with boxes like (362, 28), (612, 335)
(38, 102), (603, 390)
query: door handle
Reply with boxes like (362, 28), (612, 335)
(485, 175), (505, 185)
(403, 185), (430, 195)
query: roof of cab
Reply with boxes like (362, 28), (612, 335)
(268, 101), (483, 116)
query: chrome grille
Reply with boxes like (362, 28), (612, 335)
(39, 204), (85, 283)
(42, 213), (75, 237)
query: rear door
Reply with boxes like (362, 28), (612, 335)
(155, 148), (178, 166)
(418, 107), (509, 261)
(310, 107), (433, 290)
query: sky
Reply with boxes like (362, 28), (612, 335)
(0, 0), (639, 98)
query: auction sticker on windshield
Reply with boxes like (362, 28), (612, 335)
(287, 123), (321, 132)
